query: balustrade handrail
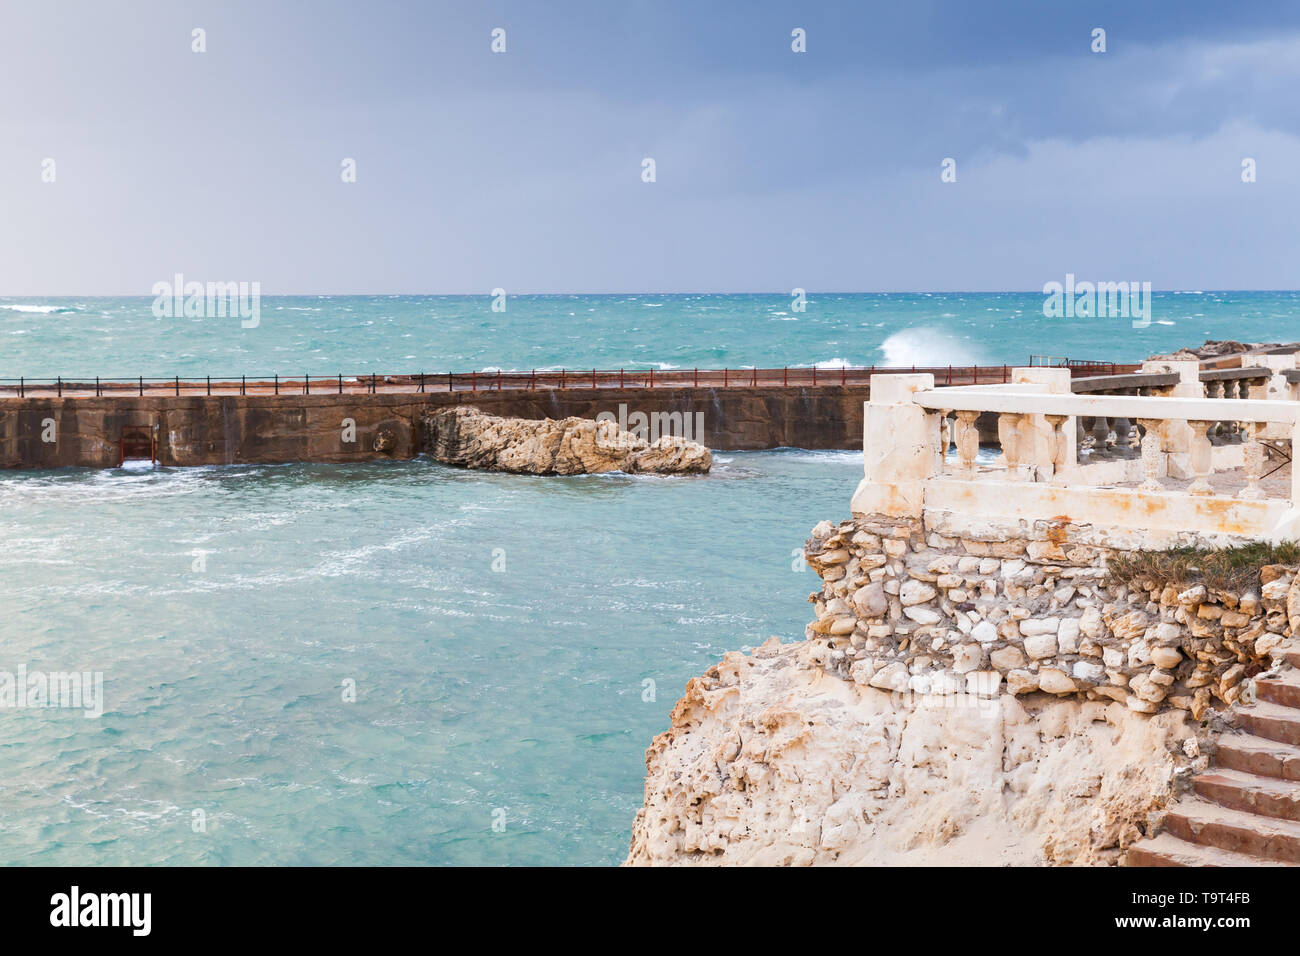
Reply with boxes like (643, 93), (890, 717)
(1198, 366), (1271, 381)
(1069, 371), (1180, 393)
(857, 368), (1300, 539)
(912, 388), (1300, 425)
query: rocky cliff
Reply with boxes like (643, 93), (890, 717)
(625, 638), (1203, 865)
(625, 509), (1300, 866)
(421, 406), (711, 475)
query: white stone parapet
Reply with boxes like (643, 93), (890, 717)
(854, 362), (1300, 545)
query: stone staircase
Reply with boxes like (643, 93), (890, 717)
(1125, 648), (1300, 866)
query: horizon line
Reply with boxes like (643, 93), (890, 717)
(3, 288), (1299, 298)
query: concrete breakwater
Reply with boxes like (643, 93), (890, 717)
(0, 385), (870, 468)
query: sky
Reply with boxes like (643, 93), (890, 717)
(2, 0), (1299, 294)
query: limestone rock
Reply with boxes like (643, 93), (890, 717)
(1005, 669), (1039, 695)
(904, 606), (942, 626)
(1149, 646), (1183, 669)
(1037, 667), (1078, 695)
(852, 583), (889, 618)
(1058, 618), (1081, 654)
(625, 641), (1198, 866)
(952, 643), (983, 673)
(1073, 661), (1105, 683)
(1288, 575), (1300, 634)
(421, 405), (711, 475)
(900, 580), (937, 606)
(1023, 633), (1059, 660)
(990, 645), (1027, 670)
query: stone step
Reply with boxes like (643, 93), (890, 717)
(1216, 732), (1300, 782)
(1285, 648), (1300, 670)
(1193, 768), (1300, 821)
(1235, 700), (1300, 746)
(1163, 797), (1300, 863)
(1125, 831), (1287, 867)
(1256, 669), (1300, 710)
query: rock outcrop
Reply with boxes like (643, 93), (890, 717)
(420, 406), (711, 475)
(1148, 339), (1300, 362)
(626, 638), (1202, 866)
(625, 509), (1300, 865)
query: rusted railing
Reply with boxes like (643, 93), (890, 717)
(0, 362), (1137, 398)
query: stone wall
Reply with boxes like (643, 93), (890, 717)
(0, 384), (869, 468)
(804, 513), (1297, 719)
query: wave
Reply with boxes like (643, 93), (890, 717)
(0, 304), (76, 314)
(790, 358), (853, 369)
(764, 448), (862, 462)
(878, 327), (983, 367)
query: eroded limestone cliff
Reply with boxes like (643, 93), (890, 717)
(626, 638), (1203, 866)
(421, 406), (711, 475)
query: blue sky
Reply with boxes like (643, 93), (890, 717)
(2, 0), (1298, 293)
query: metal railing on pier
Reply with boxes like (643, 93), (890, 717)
(0, 362), (1138, 398)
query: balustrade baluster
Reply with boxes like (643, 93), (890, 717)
(1225, 381), (1242, 442)
(939, 409), (953, 463)
(1241, 423), (1264, 499)
(1204, 381), (1225, 443)
(1092, 415), (1111, 453)
(954, 410), (980, 477)
(1137, 419), (1165, 491)
(1186, 420), (1214, 495)
(997, 412), (1026, 479)
(1045, 414), (1070, 483)
(1113, 409), (1133, 455)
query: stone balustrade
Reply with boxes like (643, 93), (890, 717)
(1068, 358), (1296, 459)
(853, 367), (1300, 545)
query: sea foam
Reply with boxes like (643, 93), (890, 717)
(879, 327), (983, 367)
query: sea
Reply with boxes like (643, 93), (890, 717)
(0, 291), (1296, 865)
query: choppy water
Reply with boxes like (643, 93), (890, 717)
(0, 451), (862, 865)
(1, 291), (1298, 379)
(2, 291), (1298, 865)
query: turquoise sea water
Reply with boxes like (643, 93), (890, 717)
(0, 292), (1297, 866)
(1, 291), (1299, 378)
(0, 451), (861, 865)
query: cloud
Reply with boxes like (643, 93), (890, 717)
(2, 2), (1299, 292)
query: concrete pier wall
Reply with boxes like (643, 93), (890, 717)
(0, 385), (871, 468)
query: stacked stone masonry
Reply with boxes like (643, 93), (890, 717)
(804, 514), (1299, 719)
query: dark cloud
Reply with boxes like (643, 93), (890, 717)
(0, 1), (1296, 292)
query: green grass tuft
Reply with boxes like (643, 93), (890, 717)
(1107, 540), (1300, 594)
